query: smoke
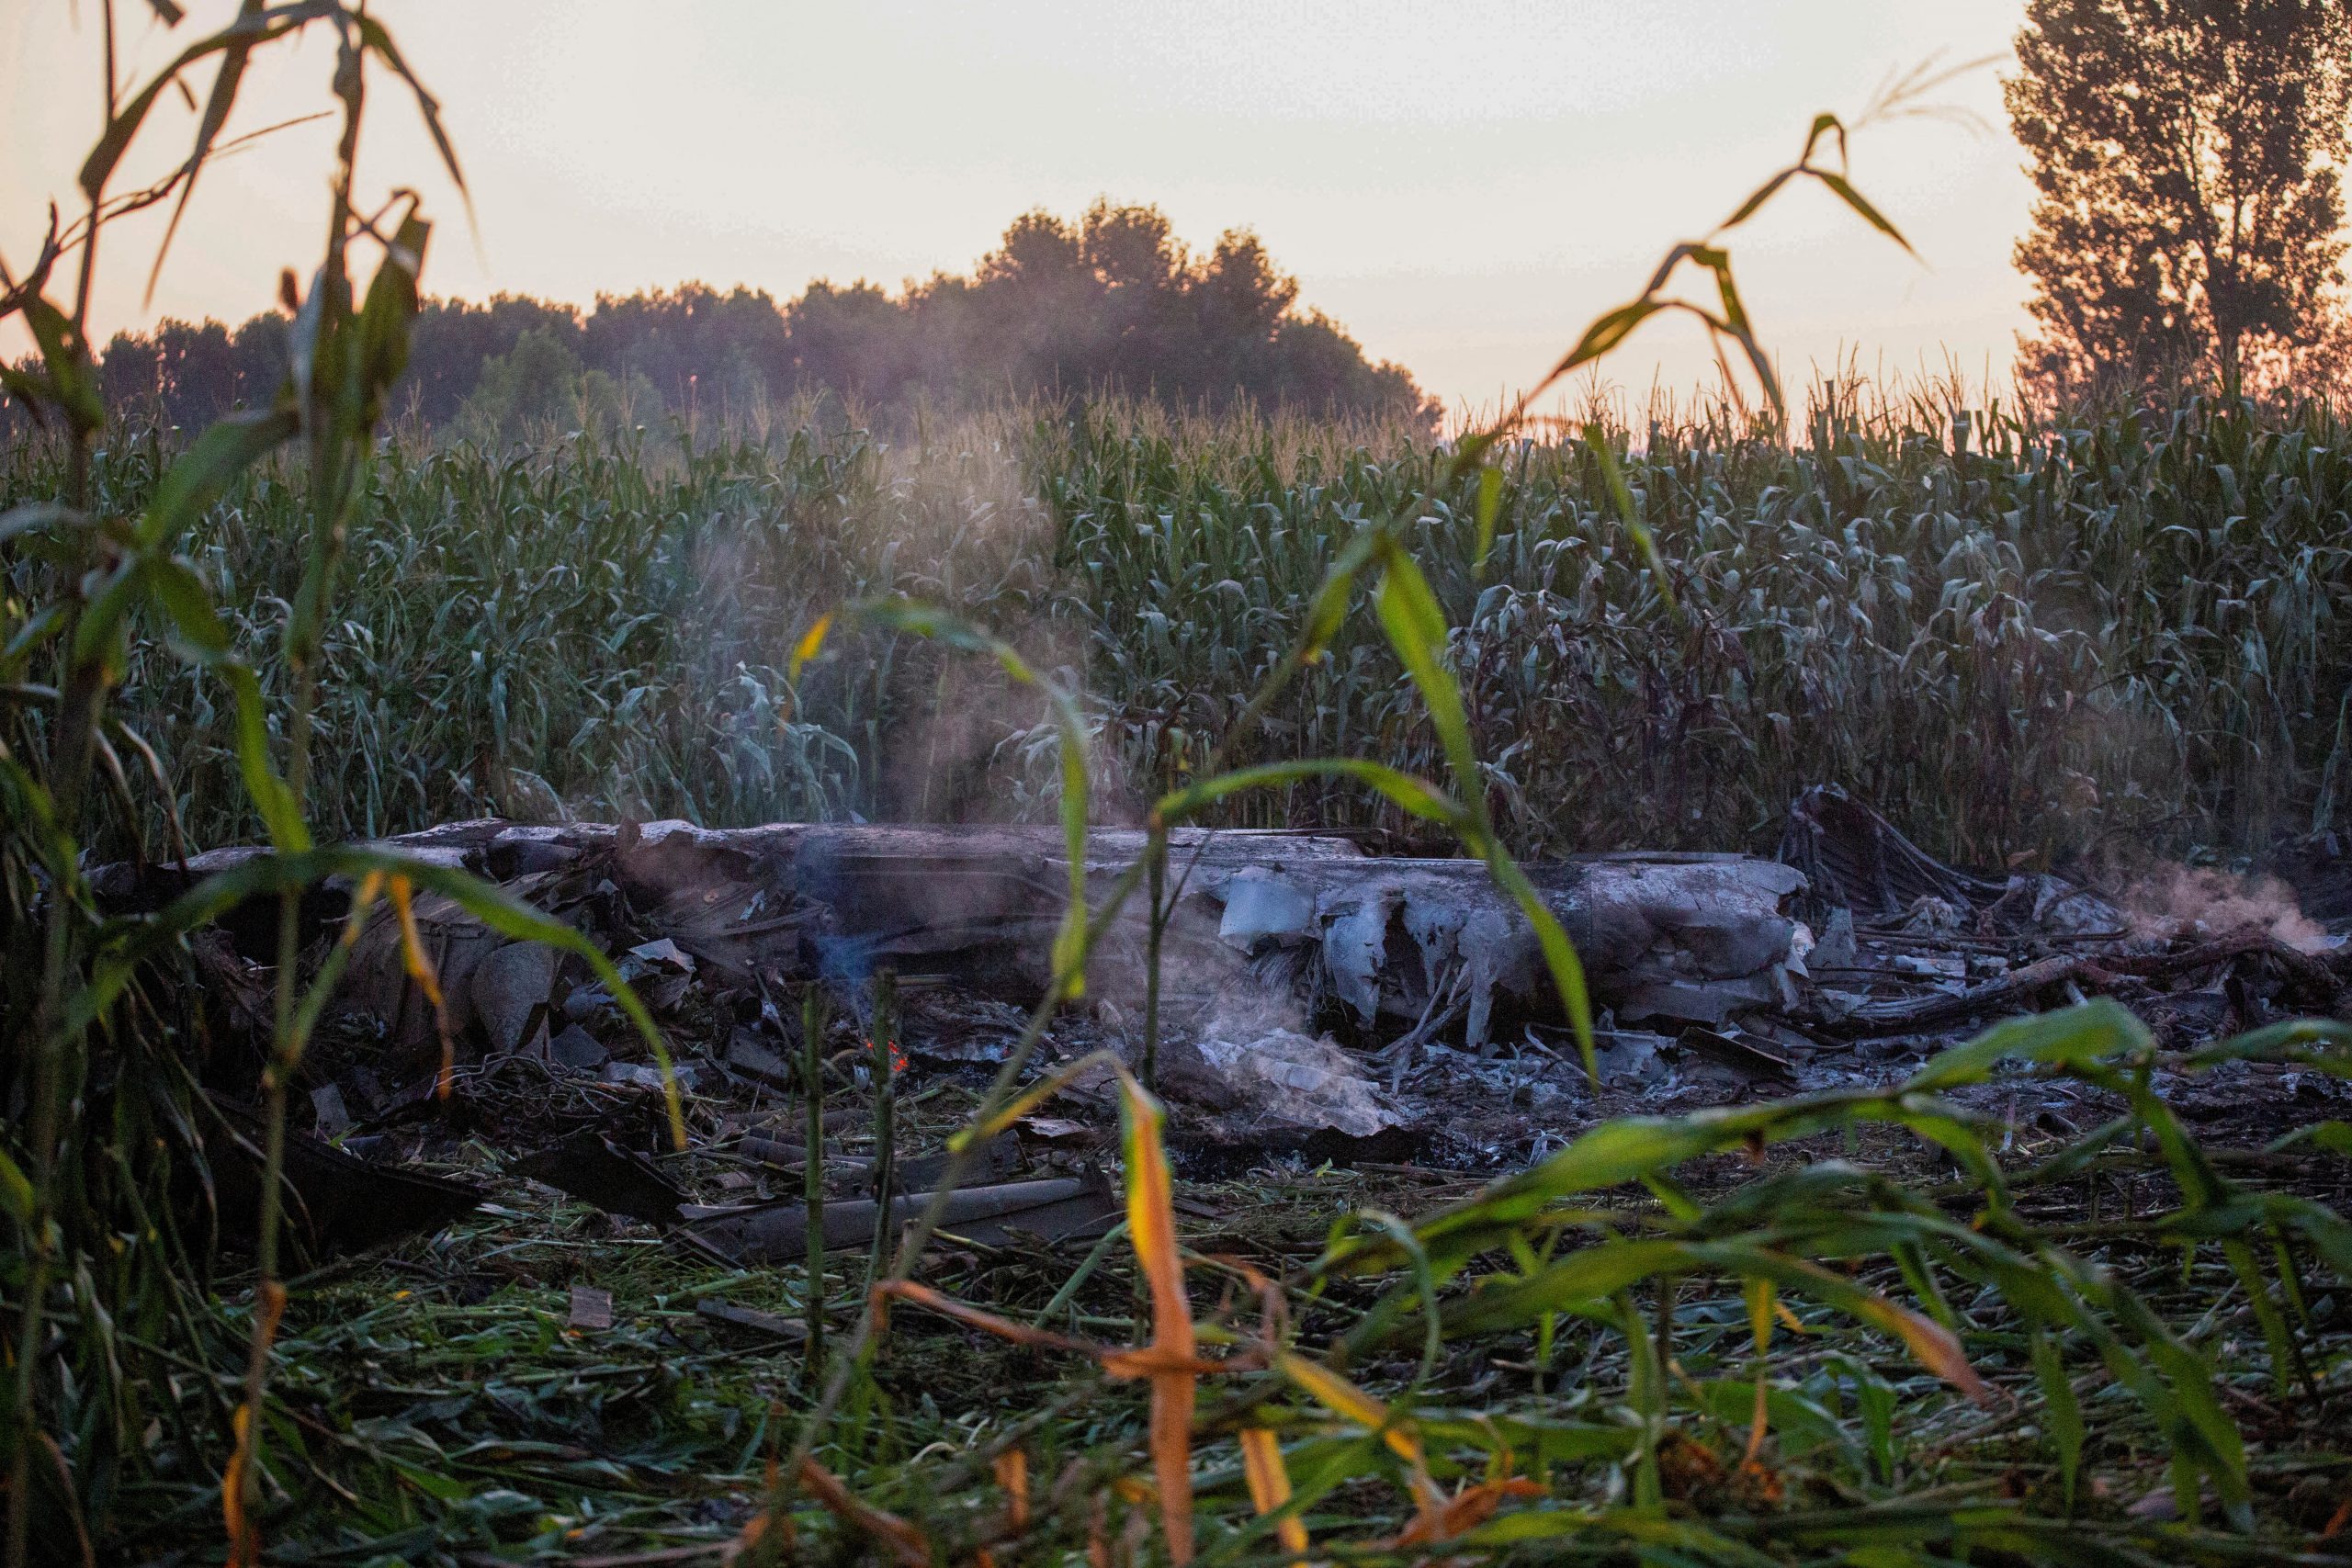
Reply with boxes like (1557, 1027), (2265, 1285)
(2122, 863), (2332, 954)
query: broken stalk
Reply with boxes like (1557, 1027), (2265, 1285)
(865, 969), (899, 1289)
(236, 30), (381, 1566)
(1142, 823), (1168, 1096)
(7, 18), (122, 1563)
(802, 985), (828, 1374)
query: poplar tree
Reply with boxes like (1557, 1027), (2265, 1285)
(2007, 0), (2352, 391)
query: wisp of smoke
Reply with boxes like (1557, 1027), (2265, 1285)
(2123, 864), (2335, 954)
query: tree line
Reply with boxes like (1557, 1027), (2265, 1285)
(82, 199), (1437, 437)
(35, 4), (2352, 434)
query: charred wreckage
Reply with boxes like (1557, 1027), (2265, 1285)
(103, 785), (2352, 1266)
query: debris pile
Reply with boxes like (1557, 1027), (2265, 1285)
(107, 791), (2352, 1258)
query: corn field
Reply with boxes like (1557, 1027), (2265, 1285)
(7, 389), (2349, 869)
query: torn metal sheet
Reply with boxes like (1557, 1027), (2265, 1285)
(1781, 784), (2003, 918)
(1589, 1030), (1672, 1088)
(682, 1172), (1120, 1263)
(1781, 784), (2129, 941)
(208, 1099), (483, 1258)
(1191, 1030), (1398, 1139)
(1676, 1026), (1795, 1081)
(513, 1128), (687, 1225)
(695, 1299), (808, 1342)
(568, 1284), (614, 1331)
(723, 1030), (799, 1090)
(470, 941), (556, 1057)
(1217, 866), (1317, 948)
(548, 1024), (608, 1071)
(893, 1132), (1023, 1191)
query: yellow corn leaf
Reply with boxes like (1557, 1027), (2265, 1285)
(1276, 1348), (1443, 1526)
(1273, 1351), (1423, 1470)
(387, 874), (454, 1099)
(1238, 1427), (1309, 1562)
(994, 1448), (1029, 1531)
(797, 1456), (931, 1567)
(1085, 1494), (1112, 1568)
(1118, 1069), (1196, 1565)
(338, 870), (385, 947)
(1745, 1277), (1774, 1461)
(1767, 1251), (1989, 1404)
(875, 1279), (1100, 1357)
(789, 612), (832, 681)
(730, 1507), (790, 1561)
(1870, 1302), (1988, 1405)
(1097, 1345), (1238, 1379)
(222, 1402), (256, 1568)
(1275, 1348), (1447, 1528)
(1390, 1476), (1544, 1547)
(386, 875), (442, 1008)
(962, 1049), (1117, 1144)
(223, 1280), (287, 1568)
(871, 1280), (1231, 1381)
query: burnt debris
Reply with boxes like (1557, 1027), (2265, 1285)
(109, 797), (2352, 1254)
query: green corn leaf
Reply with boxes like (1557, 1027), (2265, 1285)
(1437, 1241), (1689, 1337)
(0, 363), (59, 427)
(2186, 1019), (2352, 1076)
(70, 560), (142, 673)
(849, 595), (1093, 998)
(1478, 850), (1595, 1079)
(2219, 1236), (2296, 1396)
(141, 555), (232, 656)
(1157, 759), (1459, 829)
(1583, 423), (1676, 615)
(137, 403), (300, 549)
(2030, 1327), (2084, 1512)
(76, 844), (688, 1146)
(1298, 524), (1383, 662)
(1701, 254), (1782, 417)
(352, 15), (471, 212)
(221, 662), (308, 852)
(0, 604), (70, 678)
(0, 1145), (35, 1225)
(2267, 1120), (2352, 1156)
(0, 502), (92, 547)
(1815, 169), (1916, 257)
(21, 296), (104, 434)
(354, 206), (431, 423)
(1473, 464), (1502, 577)
(1371, 539), (1475, 793)
(1718, 166), (1803, 233)
(79, 1), (332, 202)
(1905, 1000), (2150, 1092)
(145, 0), (264, 299)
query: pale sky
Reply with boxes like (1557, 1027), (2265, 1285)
(4, 1), (2036, 417)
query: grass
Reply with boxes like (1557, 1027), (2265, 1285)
(85, 1010), (2352, 1565)
(7, 386), (2351, 868)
